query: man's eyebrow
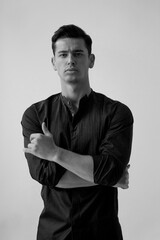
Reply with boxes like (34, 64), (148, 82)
(57, 50), (68, 53)
(73, 49), (84, 53)
(57, 49), (84, 53)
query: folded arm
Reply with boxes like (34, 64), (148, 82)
(21, 106), (66, 188)
(55, 168), (130, 189)
(22, 102), (133, 189)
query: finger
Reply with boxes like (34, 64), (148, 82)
(27, 143), (35, 149)
(124, 164), (130, 173)
(30, 137), (37, 143)
(113, 182), (129, 189)
(30, 133), (40, 142)
(122, 180), (129, 189)
(122, 185), (129, 189)
(42, 122), (51, 136)
(23, 147), (32, 154)
(127, 164), (130, 169)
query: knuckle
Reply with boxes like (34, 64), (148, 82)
(38, 134), (43, 141)
(34, 143), (38, 150)
(30, 135), (33, 141)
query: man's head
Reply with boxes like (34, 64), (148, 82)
(51, 24), (92, 56)
(51, 24), (95, 90)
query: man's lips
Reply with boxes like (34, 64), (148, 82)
(65, 68), (78, 72)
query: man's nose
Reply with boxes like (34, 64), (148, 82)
(67, 53), (76, 65)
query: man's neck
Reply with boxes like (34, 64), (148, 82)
(61, 83), (91, 108)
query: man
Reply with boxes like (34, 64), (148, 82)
(21, 24), (133, 240)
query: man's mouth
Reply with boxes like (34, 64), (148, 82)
(65, 68), (78, 72)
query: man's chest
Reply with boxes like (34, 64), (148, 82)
(48, 111), (105, 155)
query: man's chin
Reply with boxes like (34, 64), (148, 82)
(64, 77), (79, 84)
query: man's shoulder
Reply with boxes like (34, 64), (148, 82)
(93, 91), (133, 122)
(25, 93), (60, 112)
(93, 91), (121, 109)
(22, 93), (61, 122)
(93, 91), (115, 104)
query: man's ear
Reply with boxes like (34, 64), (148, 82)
(51, 57), (57, 71)
(89, 54), (95, 69)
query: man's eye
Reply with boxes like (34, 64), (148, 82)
(59, 53), (67, 57)
(74, 53), (83, 57)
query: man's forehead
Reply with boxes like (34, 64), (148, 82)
(55, 38), (87, 52)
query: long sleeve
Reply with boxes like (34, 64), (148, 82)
(93, 102), (133, 186)
(20, 92), (133, 239)
(21, 104), (66, 188)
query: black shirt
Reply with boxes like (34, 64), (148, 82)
(21, 90), (133, 240)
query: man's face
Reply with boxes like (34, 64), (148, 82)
(52, 38), (94, 85)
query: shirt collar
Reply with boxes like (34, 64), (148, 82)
(61, 89), (93, 115)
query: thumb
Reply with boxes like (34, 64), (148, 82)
(42, 122), (52, 136)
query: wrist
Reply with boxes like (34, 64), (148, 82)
(50, 145), (61, 162)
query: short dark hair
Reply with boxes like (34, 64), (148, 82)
(51, 24), (92, 55)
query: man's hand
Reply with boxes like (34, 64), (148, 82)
(113, 165), (130, 189)
(24, 122), (58, 161)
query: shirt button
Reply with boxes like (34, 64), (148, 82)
(71, 126), (77, 138)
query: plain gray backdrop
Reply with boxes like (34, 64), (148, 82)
(1, 0), (160, 239)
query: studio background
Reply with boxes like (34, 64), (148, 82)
(1, 0), (160, 239)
